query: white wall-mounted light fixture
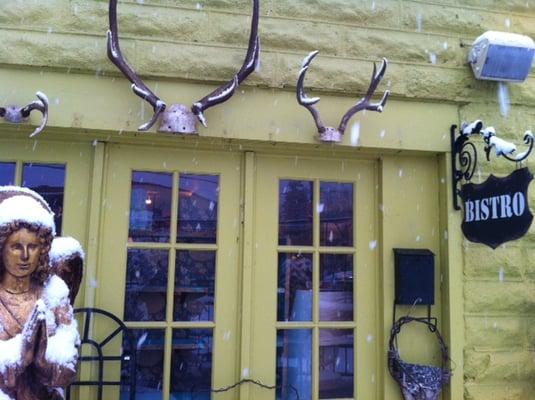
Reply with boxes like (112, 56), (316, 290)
(468, 31), (535, 82)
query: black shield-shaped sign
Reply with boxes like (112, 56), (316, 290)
(460, 167), (533, 249)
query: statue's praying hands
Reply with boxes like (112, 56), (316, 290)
(20, 302), (46, 369)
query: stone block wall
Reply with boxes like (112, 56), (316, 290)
(1, 1), (535, 398)
(459, 103), (535, 398)
(1, 0), (535, 105)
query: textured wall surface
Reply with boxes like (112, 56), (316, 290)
(460, 106), (535, 399)
(1, 1), (535, 399)
(1, 0), (534, 107)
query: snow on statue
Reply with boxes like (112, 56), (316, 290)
(0, 186), (83, 400)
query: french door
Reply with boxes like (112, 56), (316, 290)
(247, 154), (378, 400)
(98, 144), (242, 400)
(97, 147), (378, 400)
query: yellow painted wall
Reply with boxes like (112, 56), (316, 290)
(1, 1), (535, 399)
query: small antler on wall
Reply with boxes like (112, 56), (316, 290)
(107, 0), (260, 134)
(296, 51), (390, 143)
(0, 91), (49, 137)
(451, 120), (534, 210)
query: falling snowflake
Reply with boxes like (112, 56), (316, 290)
(351, 122), (361, 146)
(498, 82), (510, 118)
(416, 13), (423, 32)
(137, 333), (148, 349)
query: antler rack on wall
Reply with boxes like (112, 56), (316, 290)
(107, 0), (260, 134)
(296, 50), (390, 143)
(0, 91), (49, 137)
(451, 120), (534, 210)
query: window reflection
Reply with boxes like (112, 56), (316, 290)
(320, 182), (353, 247)
(174, 251), (215, 321)
(129, 171), (172, 243)
(178, 174), (219, 244)
(320, 254), (353, 321)
(276, 329), (312, 400)
(124, 249), (169, 321)
(277, 253), (313, 322)
(121, 329), (165, 400)
(319, 329), (354, 399)
(279, 180), (313, 246)
(22, 163), (65, 234)
(0, 162), (15, 185)
(170, 329), (212, 399)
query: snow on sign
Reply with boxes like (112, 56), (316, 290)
(460, 167), (533, 249)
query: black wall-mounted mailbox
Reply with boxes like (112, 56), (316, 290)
(394, 248), (435, 306)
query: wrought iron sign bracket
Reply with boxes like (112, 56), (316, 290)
(451, 121), (534, 210)
(0, 91), (49, 137)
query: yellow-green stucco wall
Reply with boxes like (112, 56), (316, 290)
(1, 1), (535, 399)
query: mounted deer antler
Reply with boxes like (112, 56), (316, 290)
(107, 0), (167, 132)
(107, 0), (260, 134)
(297, 51), (390, 143)
(0, 91), (49, 137)
(192, 0), (259, 128)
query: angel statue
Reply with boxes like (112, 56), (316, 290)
(0, 186), (84, 400)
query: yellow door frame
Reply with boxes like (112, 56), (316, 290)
(97, 143), (243, 400)
(245, 154), (378, 400)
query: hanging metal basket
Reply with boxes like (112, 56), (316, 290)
(388, 316), (451, 400)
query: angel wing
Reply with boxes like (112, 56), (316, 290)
(49, 237), (84, 305)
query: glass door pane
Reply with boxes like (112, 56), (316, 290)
(177, 174), (219, 244)
(0, 162), (15, 185)
(276, 329), (312, 400)
(129, 171), (172, 243)
(22, 162), (66, 233)
(121, 329), (166, 400)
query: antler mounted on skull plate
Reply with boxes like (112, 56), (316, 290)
(0, 91), (49, 138)
(297, 51), (390, 143)
(107, 0), (260, 134)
